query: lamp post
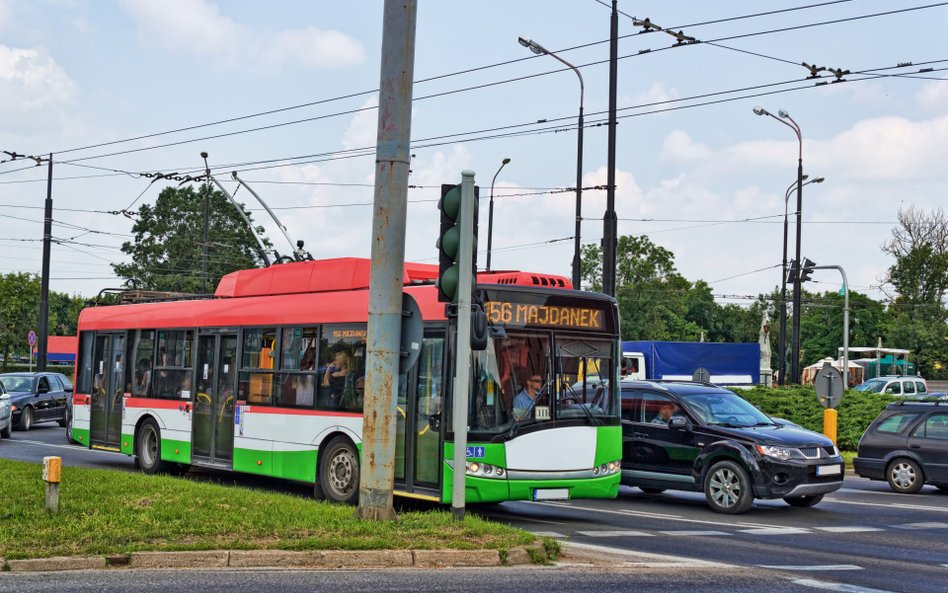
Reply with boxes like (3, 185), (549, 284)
(519, 36), (584, 289)
(754, 105), (804, 383)
(778, 175), (824, 385)
(486, 157), (511, 271)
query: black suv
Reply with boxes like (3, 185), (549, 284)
(621, 381), (844, 514)
(853, 401), (948, 493)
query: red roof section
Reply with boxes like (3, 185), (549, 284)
(47, 335), (77, 355)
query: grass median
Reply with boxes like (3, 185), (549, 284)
(0, 459), (537, 561)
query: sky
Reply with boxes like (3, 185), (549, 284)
(1, 0), (946, 315)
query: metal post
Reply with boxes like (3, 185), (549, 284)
(602, 0), (619, 297)
(779, 196), (789, 386)
(486, 158), (510, 271)
(355, 0), (417, 522)
(791, 156), (803, 383)
(811, 265), (849, 388)
(37, 154), (53, 372)
(451, 170), (476, 522)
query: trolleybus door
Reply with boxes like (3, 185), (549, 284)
(395, 333), (445, 496)
(90, 333), (125, 450)
(192, 333), (237, 466)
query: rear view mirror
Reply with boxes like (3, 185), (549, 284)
(669, 416), (690, 430)
(64, 385), (74, 392)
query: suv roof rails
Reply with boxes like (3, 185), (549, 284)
(622, 379), (722, 389)
(888, 399), (947, 407)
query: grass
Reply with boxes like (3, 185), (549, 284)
(0, 459), (537, 561)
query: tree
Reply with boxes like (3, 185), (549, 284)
(0, 273), (41, 369)
(112, 184), (270, 293)
(881, 206), (948, 378)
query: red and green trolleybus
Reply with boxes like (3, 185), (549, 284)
(70, 257), (622, 504)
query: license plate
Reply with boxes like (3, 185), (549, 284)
(816, 464), (841, 476)
(533, 488), (570, 501)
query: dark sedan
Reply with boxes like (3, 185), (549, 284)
(0, 372), (73, 431)
(854, 400), (948, 493)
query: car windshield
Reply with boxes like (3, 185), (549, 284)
(0, 376), (33, 392)
(854, 379), (886, 393)
(680, 390), (774, 428)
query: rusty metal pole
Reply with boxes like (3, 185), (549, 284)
(355, 0), (417, 521)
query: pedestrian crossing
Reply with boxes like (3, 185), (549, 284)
(532, 520), (948, 540)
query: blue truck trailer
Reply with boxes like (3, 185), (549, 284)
(622, 340), (761, 385)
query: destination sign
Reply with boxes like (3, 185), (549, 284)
(331, 329), (367, 339)
(485, 301), (604, 330)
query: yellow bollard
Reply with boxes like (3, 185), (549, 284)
(823, 408), (838, 445)
(42, 456), (61, 513)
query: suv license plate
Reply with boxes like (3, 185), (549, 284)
(533, 488), (570, 501)
(816, 464), (841, 476)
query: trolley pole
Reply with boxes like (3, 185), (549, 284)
(451, 171), (476, 522)
(356, 0), (417, 522)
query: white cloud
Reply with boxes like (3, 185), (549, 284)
(916, 82), (948, 112)
(625, 82), (679, 112)
(0, 45), (77, 131)
(118, 0), (364, 69)
(660, 130), (712, 163)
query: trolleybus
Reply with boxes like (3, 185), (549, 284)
(70, 257), (622, 504)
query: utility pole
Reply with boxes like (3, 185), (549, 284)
(601, 0), (619, 297)
(201, 152), (211, 294)
(37, 154), (53, 372)
(356, 0), (417, 521)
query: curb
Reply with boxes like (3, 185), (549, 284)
(1, 546), (539, 573)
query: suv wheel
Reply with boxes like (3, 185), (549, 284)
(704, 460), (754, 514)
(783, 494), (824, 508)
(887, 458), (924, 494)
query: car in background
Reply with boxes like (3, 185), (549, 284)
(0, 372), (72, 431)
(0, 383), (11, 439)
(853, 376), (942, 398)
(620, 380), (844, 514)
(853, 400), (948, 494)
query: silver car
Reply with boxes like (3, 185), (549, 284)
(0, 384), (11, 439)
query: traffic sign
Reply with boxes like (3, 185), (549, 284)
(27, 330), (36, 347)
(692, 367), (711, 383)
(815, 365), (844, 409)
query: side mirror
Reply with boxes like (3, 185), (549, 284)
(669, 416), (690, 430)
(64, 385), (74, 392)
(428, 414), (441, 432)
(0, 393), (10, 402)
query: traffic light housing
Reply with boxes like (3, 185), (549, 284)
(786, 260), (798, 285)
(436, 183), (479, 303)
(800, 258), (816, 283)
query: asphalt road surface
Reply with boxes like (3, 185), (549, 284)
(4, 424), (947, 593)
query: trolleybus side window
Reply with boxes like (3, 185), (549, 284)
(154, 330), (194, 400)
(318, 325), (367, 412)
(77, 331), (95, 394)
(239, 328), (277, 405)
(278, 326), (319, 408)
(132, 330), (155, 397)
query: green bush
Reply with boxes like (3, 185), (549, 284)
(740, 386), (898, 451)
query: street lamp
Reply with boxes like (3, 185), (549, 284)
(486, 157), (511, 271)
(754, 105), (805, 383)
(519, 36), (584, 289)
(778, 175), (824, 385)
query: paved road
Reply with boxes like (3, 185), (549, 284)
(4, 425), (947, 593)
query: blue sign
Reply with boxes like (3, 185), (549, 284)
(465, 446), (485, 459)
(27, 330), (36, 347)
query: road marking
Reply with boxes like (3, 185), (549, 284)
(891, 522), (948, 530)
(534, 501), (782, 530)
(760, 564), (863, 571)
(812, 526), (883, 533)
(564, 541), (730, 568)
(791, 577), (898, 593)
(838, 487), (929, 498)
(825, 499), (948, 514)
(531, 531), (565, 538)
(575, 530), (654, 537)
(738, 527), (811, 535)
(660, 530), (731, 536)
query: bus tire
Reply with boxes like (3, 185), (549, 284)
(315, 436), (360, 504)
(137, 418), (169, 475)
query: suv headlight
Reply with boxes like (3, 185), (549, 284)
(756, 444), (795, 461)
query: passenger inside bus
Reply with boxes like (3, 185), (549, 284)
(321, 351), (351, 407)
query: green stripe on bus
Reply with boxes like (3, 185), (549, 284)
(233, 447), (318, 483)
(594, 425), (622, 465)
(160, 438), (192, 464)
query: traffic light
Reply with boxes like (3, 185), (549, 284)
(786, 260), (798, 285)
(436, 183), (479, 303)
(800, 258), (817, 283)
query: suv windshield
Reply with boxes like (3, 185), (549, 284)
(680, 390), (774, 428)
(467, 332), (616, 435)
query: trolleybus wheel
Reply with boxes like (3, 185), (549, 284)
(137, 418), (169, 475)
(315, 436), (360, 504)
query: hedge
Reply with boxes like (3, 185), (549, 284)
(739, 385), (899, 451)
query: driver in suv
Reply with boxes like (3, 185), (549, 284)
(621, 380), (844, 514)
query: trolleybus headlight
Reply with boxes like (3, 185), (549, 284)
(482, 464), (493, 475)
(592, 466), (600, 475)
(608, 461), (618, 473)
(495, 468), (505, 477)
(469, 462), (480, 474)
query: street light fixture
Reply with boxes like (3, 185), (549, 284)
(486, 157), (511, 271)
(754, 105), (805, 384)
(519, 36), (584, 290)
(778, 175), (824, 385)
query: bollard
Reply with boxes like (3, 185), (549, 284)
(42, 456), (61, 513)
(823, 408), (838, 445)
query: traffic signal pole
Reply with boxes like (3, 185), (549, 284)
(356, 0), (417, 521)
(451, 171), (476, 521)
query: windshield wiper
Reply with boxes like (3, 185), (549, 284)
(708, 421), (744, 428)
(559, 380), (602, 426)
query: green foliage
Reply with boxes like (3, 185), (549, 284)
(0, 273), (85, 369)
(0, 459), (535, 560)
(112, 184), (269, 293)
(741, 386), (898, 451)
